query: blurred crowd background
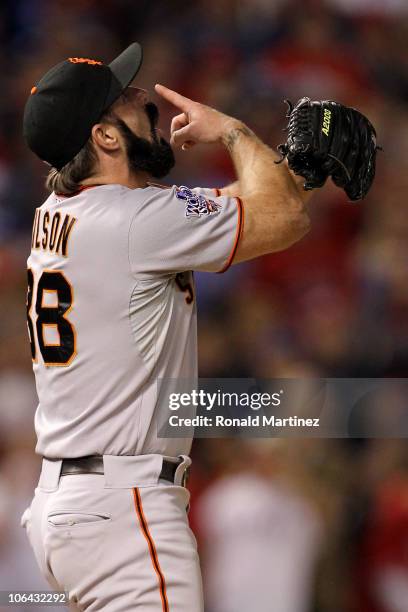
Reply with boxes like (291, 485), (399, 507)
(1, 0), (408, 610)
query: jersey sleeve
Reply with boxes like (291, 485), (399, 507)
(128, 185), (243, 276)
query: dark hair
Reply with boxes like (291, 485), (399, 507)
(45, 138), (98, 195)
(45, 104), (119, 196)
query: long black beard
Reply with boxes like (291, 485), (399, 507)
(112, 107), (175, 179)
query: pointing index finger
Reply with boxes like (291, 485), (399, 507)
(155, 84), (193, 112)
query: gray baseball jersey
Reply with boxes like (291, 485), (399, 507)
(27, 183), (242, 459)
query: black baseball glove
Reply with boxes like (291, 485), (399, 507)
(276, 97), (380, 201)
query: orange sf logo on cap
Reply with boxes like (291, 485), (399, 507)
(68, 57), (103, 66)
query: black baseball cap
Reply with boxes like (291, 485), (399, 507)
(23, 42), (143, 170)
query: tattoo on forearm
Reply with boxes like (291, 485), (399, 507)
(225, 126), (254, 151)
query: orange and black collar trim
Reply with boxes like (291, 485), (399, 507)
(55, 184), (103, 198)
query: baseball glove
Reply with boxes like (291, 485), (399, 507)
(276, 97), (380, 201)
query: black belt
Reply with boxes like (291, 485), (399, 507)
(59, 456), (184, 484)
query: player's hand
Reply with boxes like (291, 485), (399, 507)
(155, 83), (237, 150)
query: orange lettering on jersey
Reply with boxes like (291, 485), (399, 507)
(42, 211), (50, 249)
(49, 213), (61, 251)
(34, 210), (41, 249)
(31, 211), (77, 258)
(31, 209), (39, 249)
(68, 57), (103, 66)
(56, 215), (77, 257)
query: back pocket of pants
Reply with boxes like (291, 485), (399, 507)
(47, 511), (111, 527)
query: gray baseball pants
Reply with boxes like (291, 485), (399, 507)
(21, 455), (204, 611)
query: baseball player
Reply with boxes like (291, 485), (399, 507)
(20, 40), (375, 611)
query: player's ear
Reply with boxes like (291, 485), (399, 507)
(91, 123), (121, 152)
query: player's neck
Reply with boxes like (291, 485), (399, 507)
(81, 167), (150, 190)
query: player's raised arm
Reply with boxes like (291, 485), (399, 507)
(155, 84), (310, 263)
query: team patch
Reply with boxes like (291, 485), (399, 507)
(175, 186), (221, 219)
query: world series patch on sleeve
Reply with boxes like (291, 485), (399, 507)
(276, 97), (381, 201)
(175, 185), (222, 218)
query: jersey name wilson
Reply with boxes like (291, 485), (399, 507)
(31, 209), (77, 257)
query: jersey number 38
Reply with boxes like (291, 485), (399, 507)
(26, 269), (76, 367)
